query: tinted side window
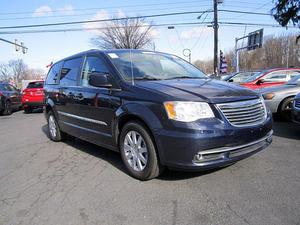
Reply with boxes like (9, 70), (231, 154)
(46, 62), (63, 85)
(81, 56), (109, 86)
(264, 71), (288, 82)
(60, 58), (82, 86)
(288, 70), (300, 78)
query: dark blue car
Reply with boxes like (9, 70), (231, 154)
(44, 49), (273, 180)
(292, 92), (300, 124)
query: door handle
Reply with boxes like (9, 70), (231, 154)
(67, 92), (74, 98)
(75, 93), (84, 101)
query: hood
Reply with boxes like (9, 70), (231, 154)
(135, 78), (259, 104)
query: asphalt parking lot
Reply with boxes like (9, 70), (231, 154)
(0, 111), (299, 225)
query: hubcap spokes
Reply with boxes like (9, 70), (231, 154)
(49, 115), (57, 138)
(124, 131), (148, 172)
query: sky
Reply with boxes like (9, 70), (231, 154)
(0, 0), (298, 73)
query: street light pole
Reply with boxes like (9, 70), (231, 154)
(213, 0), (218, 76)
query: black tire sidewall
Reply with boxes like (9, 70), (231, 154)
(279, 97), (293, 121)
(47, 111), (62, 141)
(5, 101), (12, 115)
(119, 122), (159, 180)
(24, 107), (32, 114)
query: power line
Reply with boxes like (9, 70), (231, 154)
(0, 22), (212, 34)
(0, 0), (207, 16)
(0, 9), (273, 31)
(0, 21), (294, 35)
(0, 11), (214, 30)
(0, 4), (212, 21)
(218, 9), (270, 16)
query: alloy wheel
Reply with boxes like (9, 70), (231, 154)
(123, 131), (148, 172)
(48, 115), (57, 138)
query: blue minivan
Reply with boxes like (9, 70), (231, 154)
(44, 49), (273, 180)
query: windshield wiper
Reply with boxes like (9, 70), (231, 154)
(134, 75), (160, 80)
(165, 76), (207, 80)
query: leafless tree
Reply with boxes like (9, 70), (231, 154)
(91, 17), (154, 49)
(8, 59), (28, 84)
(0, 63), (11, 82)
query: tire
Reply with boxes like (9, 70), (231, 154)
(119, 121), (164, 180)
(4, 100), (12, 115)
(24, 107), (32, 114)
(278, 97), (294, 121)
(47, 111), (63, 142)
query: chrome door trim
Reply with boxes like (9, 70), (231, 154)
(57, 111), (107, 126)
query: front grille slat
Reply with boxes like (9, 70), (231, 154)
(295, 99), (300, 109)
(227, 113), (264, 121)
(220, 102), (262, 111)
(223, 108), (263, 118)
(217, 99), (266, 127)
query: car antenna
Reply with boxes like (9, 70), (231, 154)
(129, 49), (134, 86)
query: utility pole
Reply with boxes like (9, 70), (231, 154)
(213, 0), (218, 76)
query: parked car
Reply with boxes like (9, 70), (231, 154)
(0, 82), (22, 115)
(22, 80), (45, 113)
(291, 92), (300, 124)
(44, 49), (273, 180)
(259, 75), (300, 120)
(222, 71), (260, 83)
(240, 68), (300, 90)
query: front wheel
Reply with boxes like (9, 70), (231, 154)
(47, 111), (63, 142)
(4, 101), (12, 115)
(278, 97), (294, 121)
(119, 121), (163, 180)
(24, 107), (32, 114)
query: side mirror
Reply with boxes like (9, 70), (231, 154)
(256, 79), (265, 85)
(88, 72), (113, 88)
(228, 79), (233, 82)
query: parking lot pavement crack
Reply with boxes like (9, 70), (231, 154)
(171, 200), (178, 225)
(225, 203), (251, 225)
(0, 144), (46, 182)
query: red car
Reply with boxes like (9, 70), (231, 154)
(240, 68), (300, 90)
(22, 81), (45, 113)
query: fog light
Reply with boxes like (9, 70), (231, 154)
(194, 152), (225, 163)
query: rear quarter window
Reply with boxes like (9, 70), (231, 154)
(45, 61), (63, 85)
(59, 57), (82, 86)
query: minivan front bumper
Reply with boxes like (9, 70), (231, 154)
(192, 130), (272, 167)
(154, 115), (273, 171)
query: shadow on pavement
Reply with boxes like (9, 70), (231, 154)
(41, 124), (127, 174)
(23, 108), (43, 114)
(41, 124), (226, 181)
(273, 120), (300, 140)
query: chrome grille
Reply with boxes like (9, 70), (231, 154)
(295, 99), (300, 109)
(217, 98), (266, 127)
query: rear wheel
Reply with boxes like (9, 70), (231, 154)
(4, 101), (12, 115)
(47, 111), (63, 141)
(278, 97), (294, 121)
(119, 121), (163, 180)
(24, 107), (32, 114)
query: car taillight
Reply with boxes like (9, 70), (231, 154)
(0, 91), (2, 96)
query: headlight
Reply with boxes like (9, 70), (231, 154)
(164, 101), (214, 122)
(262, 93), (275, 100)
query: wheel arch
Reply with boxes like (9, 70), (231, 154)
(113, 103), (165, 163)
(277, 95), (295, 113)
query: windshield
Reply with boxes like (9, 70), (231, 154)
(286, 75), (300, 85)
(27, 81), (44, 88)
(106, 51), (207, 80)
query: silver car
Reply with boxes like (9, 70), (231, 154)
(258, 75), (300, 120)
